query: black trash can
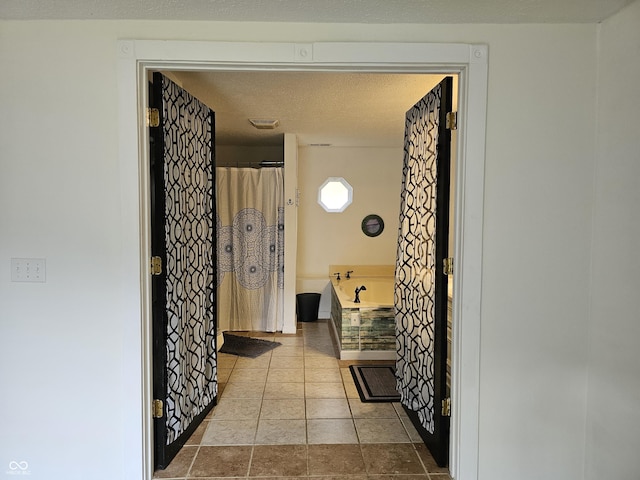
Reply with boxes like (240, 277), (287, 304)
(296, 293), (321, 322)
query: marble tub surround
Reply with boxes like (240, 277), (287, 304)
(153, 319), (451, 480)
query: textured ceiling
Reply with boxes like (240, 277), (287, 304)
(0, 0), (633, 23)
(167, 70), (444, 147)
(5, 0), (630, 148)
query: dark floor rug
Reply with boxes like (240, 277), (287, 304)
(218, 332), (281, 358)
(349, 364), (401, 402)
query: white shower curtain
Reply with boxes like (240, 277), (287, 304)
(216, 167), (285, 332)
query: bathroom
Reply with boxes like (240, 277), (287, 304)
(169, 70), (450, 338)
(152, 70), (455, 473)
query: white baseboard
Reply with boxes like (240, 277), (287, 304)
(338, 350), (396, 361)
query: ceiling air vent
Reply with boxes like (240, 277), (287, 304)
(249, 118), (280, 130)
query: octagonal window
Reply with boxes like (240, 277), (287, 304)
(318, 177), (353, 213)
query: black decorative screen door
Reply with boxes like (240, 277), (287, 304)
(395, 76), (453, 467)
(150, 72), (217, 470)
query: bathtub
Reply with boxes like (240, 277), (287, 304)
(329, 273), (396, 360)
(332, 277), (394, 308)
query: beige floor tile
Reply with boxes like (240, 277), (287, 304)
(216, 353), (238, 369)
(263, 382), (305, 399)
(355, 417), (412, 443)
(304, 343), (337, 357)
(399, 415), (424, 442)
(307, 418), (358, 444)
(275, 336), (304, 346)
(185, 420), (208, 445)
(217, 367), (233, 383)
(260, 398), (306, 419)
(340, 366), (355, 380)
(304, 356), (339, 369)
(393, 402), (409, 417)
(201, 419), (258, 445)
(344, 381), (361, 399)
(348, 398), (399, 418)
(305, 382), (347, 399)
(305, 368), (343, 383)
(269, 356), (302, 369)
(267, 368), (305, 383)
(221, 381), (266, 398)
(234, 354), (272, 369)
(271, 345), (304, 357)
(255, 419), (307, 444)
(228, 368), (268, 384)
(181, 324), (448, 479)
(306, 398), (352, 419)
(210, 397), (262, 420)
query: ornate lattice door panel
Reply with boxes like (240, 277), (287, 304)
(150, 72), (217, 470)
(395, 76), (453, 467)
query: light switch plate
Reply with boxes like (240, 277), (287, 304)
(11, 258), (46, 282)
(350, 311), (360, 326)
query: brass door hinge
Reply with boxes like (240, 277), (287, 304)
(152, 399), (164, 419)
(151, 256), (162, 276)
(147, 108), (160, 128)
(441, 397), (451, 417)
(443, 258), (454, 276)
(446, 111), (457, 130)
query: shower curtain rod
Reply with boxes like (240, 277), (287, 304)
(216, 160), (284, 168)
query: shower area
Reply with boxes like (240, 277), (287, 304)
(215, 157), (286, 333)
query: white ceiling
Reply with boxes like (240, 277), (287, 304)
(4, 0), (630, 148)
(168, 70), (445, 147)
(0, 0), (632, 23)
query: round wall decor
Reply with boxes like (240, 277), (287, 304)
(362, 214), (384, 237)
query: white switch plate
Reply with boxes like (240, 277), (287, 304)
(11, 258), (46, 282)
(350, 311), (360, 326)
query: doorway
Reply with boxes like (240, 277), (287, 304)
(117, 40), (487, 480)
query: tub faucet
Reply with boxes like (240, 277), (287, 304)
(333, 272), (341, 281)
(346, 270), (353, 279)
(354, 285), (367, 303)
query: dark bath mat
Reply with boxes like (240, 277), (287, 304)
(349, 364), (401, 403)
(218, 332), (281, 358)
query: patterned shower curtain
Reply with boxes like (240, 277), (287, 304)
(395, 83), (443, 434)
(216, 167), (285, 332)
(160, 76), (217, 444)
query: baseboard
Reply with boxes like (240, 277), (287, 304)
(338, 350), (396, 361)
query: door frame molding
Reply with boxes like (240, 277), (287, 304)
(117, 40), (488, 480)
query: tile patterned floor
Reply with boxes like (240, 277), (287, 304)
(154, 320), (452, 479)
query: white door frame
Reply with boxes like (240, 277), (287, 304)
(117, 40), (488, 480)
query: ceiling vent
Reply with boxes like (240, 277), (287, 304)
(249, 118), (280, 130)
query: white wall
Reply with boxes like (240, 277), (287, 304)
(0, 19), (609, 480)
(296, 146), (403, 316)
(586, 1), (640, 478)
